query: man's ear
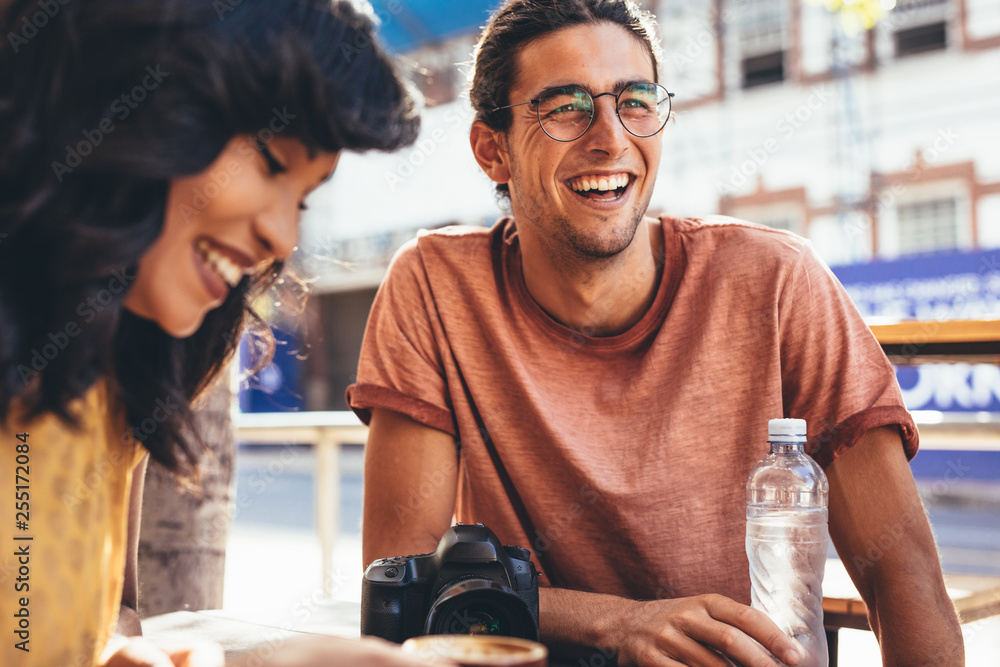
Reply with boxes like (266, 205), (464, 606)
(470, 121), (511, 184)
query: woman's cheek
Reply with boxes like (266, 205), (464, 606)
(178, 164), (270, 225)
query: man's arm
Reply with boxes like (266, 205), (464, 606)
(362, 408), (459, 566)
(827, 425), (964, 665)
(362, 409), (800, 667)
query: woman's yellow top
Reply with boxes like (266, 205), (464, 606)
(1, 379), (143, 666)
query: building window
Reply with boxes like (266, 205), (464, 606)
(742, 52), (785, 88)
(894, 22), (946, 55)
(891, 0), (948, 57)
(735, 0), (788, 88)
(897, 197), (957, 255)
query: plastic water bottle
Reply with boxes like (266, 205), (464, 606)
(746, 419), (829, 667)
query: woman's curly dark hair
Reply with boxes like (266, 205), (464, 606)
(0, 0), (420, 474)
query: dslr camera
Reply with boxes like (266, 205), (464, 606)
(361, 523), (539, 643)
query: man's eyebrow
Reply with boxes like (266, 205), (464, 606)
(529, 77), (653, 99)
(611, 77), (652, 92)
(530, 80), (579, 96)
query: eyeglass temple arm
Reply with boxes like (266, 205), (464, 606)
(492, 100), (536, 112)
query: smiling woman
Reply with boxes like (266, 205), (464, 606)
(0, 0), (420, 473)
(122, 137), (341, 338)
(0, 1), (430, 666)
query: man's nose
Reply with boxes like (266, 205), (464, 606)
(580, 95), (629, 156)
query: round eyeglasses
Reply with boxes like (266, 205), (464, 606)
(493, 82), (674, 142)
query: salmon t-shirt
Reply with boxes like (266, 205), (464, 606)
(347, 215), (917, 603)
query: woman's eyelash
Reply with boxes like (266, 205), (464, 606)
(254, 138), (307, 211)
(255, 139), (286, 175)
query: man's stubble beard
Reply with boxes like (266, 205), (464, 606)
(553, 199), (647, 260)
(513, 186), (652, 264)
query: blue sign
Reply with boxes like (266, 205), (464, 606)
(832, 248), (1000, 412)
(238, 329), (304, 413)
(833, 248), (1000, 322)
(895, 364), (1000, 412)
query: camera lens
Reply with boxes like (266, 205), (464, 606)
(461, 610), (501, 635)
(424, 579), (538, 641)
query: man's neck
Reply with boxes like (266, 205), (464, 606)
(518, 217), (664, 337)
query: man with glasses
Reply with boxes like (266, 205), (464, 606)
(350, 1), (963, 665)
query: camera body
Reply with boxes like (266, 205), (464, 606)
(361, 523), (539, 643)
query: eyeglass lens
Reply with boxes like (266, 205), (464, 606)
(536, 83), (670, 142)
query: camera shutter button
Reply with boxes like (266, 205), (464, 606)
(504, 545), (531, 561)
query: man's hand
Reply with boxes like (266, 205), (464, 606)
(613, 596), (800, 667)
(541, 587), (800, 667)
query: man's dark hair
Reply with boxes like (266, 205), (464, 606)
(0, 0), (420, 474)
(470, 0), (661, 199)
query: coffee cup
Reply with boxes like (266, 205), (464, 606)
(401, 635), (548, 667)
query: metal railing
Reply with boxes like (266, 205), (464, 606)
(235, 411), (368, 597)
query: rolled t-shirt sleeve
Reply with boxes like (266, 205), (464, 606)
(346, 239), (456, 436)
(777, 242), (918, 467)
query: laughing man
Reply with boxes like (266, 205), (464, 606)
(348, 1), (963, 664)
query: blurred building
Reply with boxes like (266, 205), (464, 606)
(656, 0), (1000, 265)
(238, 0), (1000, 413)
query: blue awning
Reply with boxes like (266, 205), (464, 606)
(368, 0), (500, 52)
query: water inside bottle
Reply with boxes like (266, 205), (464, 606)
(746, 510), (829, 667)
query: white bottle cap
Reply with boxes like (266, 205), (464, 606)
(768, 418), (807, 442)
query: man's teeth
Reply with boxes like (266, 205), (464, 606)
(569, 174), (629, 192)
(197, 239), (244, 287)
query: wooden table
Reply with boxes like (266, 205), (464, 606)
(145, 561), (1000, 665)
(822, 558), (1000, 664)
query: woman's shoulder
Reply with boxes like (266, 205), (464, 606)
(1, 377), (143, 666)
(3, 377), (143, 468)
